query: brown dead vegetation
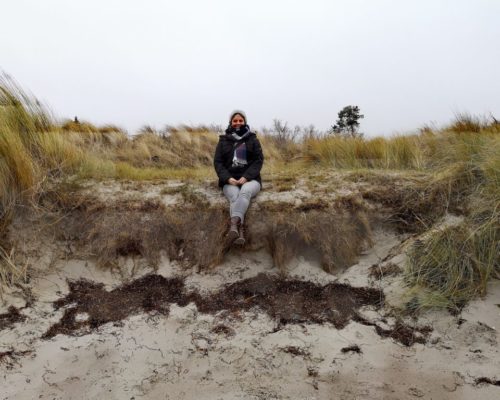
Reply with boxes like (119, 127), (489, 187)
(474, 377), (500, 387)
(354, 315), (432, 346)
(263, 208), (372, 273)
(55, 198), (229, 270)
(258, 195), (373, 273)
(0, 306), (26, 330)
(341, 345), (362, 354)
(0, 350), (32, 368)
(42, 272), (432, 346)
(361, 166), (471, 232)
(44, 189), (374, 275)
(281, 346), (311, 357)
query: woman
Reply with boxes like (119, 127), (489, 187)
(214, 110), (264, 245)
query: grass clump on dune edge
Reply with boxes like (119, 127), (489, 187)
(406, 217), (499, 312)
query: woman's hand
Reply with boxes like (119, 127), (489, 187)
(237, 177), (248, 185)
(228, 178), (239, 185)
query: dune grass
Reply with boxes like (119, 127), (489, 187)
(304, 134), (426, 169)
(406, 217), (499, 312)
(402, 129), (499, 311)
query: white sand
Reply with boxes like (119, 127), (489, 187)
(2, 227), (499, 400)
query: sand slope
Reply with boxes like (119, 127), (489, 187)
(2, 226), (499, 400)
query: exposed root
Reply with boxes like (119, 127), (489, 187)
(264, 207), (372, 273)
(55, 199), (229, 270)
(43, 192), (375, 274)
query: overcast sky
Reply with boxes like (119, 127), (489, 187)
(1, 0), (499, 136)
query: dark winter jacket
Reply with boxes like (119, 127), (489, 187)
(213, 126), (264, 188)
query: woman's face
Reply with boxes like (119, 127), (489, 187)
(231, 114), (245, 129)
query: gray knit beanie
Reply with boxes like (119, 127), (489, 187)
(229, 110), (247, 124)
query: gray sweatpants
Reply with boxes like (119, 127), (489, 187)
(223, 180), (261, 223)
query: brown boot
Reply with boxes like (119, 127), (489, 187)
(227, 217), (240, 242)
(234, 223), (245, 245)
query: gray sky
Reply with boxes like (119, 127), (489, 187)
(1, 0), (499, 136)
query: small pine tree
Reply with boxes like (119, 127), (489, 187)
(331, 105), (364, 138)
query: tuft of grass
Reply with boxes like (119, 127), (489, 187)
(61, 119), (126, 134)
(0, 246), (27, 291)
(406, 218), (499, 312)
(36, 131), (84, 174)
(446, 112), (487, 133)
(0, 124), (38, 202)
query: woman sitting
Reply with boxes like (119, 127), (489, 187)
(214, 110), (264, 245)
